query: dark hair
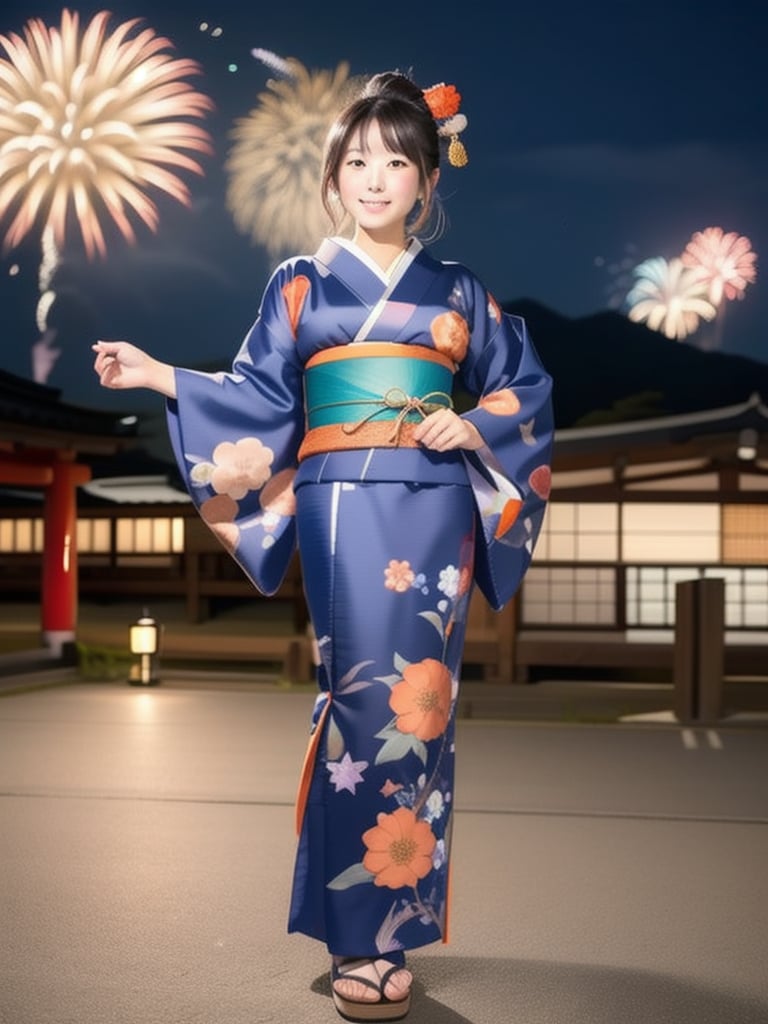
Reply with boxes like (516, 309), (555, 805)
(321, 71), (442, 237)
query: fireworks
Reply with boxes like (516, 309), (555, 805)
(681, 226), (757, 305)
(626, 256), (716, 340)
(226, 54), (360, 259)
(0, 8), (214, 258)
(626, 227), (758, 343)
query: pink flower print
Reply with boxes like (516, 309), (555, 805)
(200, 494), (239, 553)
(529, 464), (552, 500)
(458, 532), (474, 596)
(384, 559), (416, 593)
(210, 437), (274, 500)
(458, 565), (472, 597)
(260, 467), (297, 516)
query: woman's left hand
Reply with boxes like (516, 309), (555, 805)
(412, 409), (484, 451)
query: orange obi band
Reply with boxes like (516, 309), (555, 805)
(298, 343), (455, 461)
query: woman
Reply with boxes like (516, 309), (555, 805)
(94, 70), (553, 1023)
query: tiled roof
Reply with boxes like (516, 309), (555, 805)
(555, 392), (767, 456)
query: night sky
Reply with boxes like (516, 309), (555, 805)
(1, 1), (765, 423)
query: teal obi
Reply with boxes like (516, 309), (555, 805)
(303, 342), (455, 430)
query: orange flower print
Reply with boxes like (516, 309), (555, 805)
(384, 559), (415, 593)
(210, 437), (274, 500)
(479, 389), (521, 416)
(282, 275), (311, 340)
(200, 494), (239, 552)
(430, 310), (469, 363)
(362, 807), (436, 889)
(390, 658), (452, 741)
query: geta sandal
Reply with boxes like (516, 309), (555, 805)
(331, 956), (412, 1022)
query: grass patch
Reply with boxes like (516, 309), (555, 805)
(76, 642), (133, 682)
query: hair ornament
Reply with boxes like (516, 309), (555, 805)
(423, 82), (469, 167)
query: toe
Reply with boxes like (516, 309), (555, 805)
(382, 966), (412, 1002)
(333, 977), (380, 1003)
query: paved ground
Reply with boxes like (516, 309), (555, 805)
(1, 679), (767, 1024)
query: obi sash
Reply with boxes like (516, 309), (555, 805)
(298, 343), (455, 461)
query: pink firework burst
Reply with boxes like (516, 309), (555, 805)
(681, 226), (757, 306)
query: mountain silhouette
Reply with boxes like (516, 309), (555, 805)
(504, 299), (768, 429)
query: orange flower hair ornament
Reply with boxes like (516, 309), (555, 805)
(422, 82), (469, 167)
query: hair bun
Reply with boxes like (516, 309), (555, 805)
(363, 71), (425, 107)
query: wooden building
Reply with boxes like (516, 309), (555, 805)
(519, 392), (768, 680)
(1, 367), (766, 681)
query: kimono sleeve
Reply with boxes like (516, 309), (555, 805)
(165, 262), (308, 596)
(456, 274), (554, 610)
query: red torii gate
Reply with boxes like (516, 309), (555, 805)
(0, 370), (137, 652)
(0, 452), (90, 648)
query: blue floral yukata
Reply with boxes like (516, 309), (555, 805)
(166, 235), (553, 957)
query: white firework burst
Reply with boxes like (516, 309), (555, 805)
(626, 256), (716, 341)
(226, 55), (360, 259)
(0, 8), (214, 258)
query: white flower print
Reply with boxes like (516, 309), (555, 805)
(425, 790), (445, 823)
(437, 565), (460, 600)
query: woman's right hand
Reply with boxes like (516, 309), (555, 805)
(92, 340), (177, 398)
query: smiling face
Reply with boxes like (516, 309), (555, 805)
(336, 119), (429, 251)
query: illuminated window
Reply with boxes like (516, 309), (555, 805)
(77, 519), (112, 553)
(704, 567), (768, 628)
(626, 566), (768, 628)
(626, 566), (700, 626)
(723, 505), (768, 564)
(0, 518), (44, 553)
(532, 503), (618, 562)
(115, 517), (185, 554)
(622, 504), (720, 563)
(522, 566), (617, 625)
(0, 520), (13, 551)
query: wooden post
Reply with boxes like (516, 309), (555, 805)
(42, 459), (91, 651)
(674, 578), (724, 724)
(697, 578), (725, 723)
(673, 580), (697, 723)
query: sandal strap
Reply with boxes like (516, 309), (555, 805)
(376, 962), (411, 993)
(332, 958), (385, 997)
(332, 956), (411, 999)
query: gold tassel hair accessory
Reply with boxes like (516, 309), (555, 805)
(422, 82), (469, 167)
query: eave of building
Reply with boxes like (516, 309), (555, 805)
(552, 391), (768, 479)
(80, 476), (191, 505)
(552, 392), (768, 472)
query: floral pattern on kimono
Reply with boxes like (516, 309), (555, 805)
(164, 235), (554, 955)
